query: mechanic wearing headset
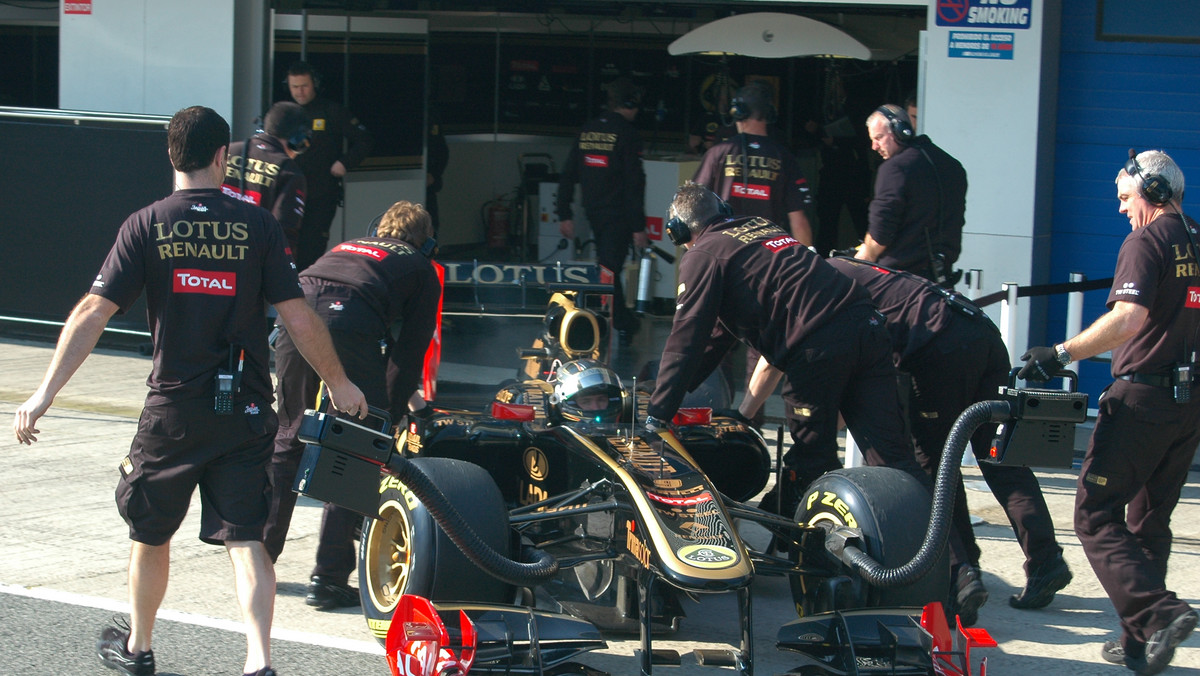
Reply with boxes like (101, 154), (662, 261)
(264, 201), (442, 611)
(285, 61), (374, 271)
(693, 80), (816, 424)
(556, 77), (648, 344)
(1020, 150), (1199, 674)
(827, 256), (1072, 628)
(221, 101), (311, 258)
(857, 104), (967, 288)
(646, 182), (928, 521)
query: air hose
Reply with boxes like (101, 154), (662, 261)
(383, 453), (560, 587)
(828, 400), (1011, 587)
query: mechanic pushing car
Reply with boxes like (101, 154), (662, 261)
(827, 256), (1073, 627)
(263, 200), (442, 611)
(645, 182), (929, 519)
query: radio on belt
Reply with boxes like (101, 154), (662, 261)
(983, 368), (1088, 469)
(294, 404), (395, 517)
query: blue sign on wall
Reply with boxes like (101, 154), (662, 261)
(936, 0), (1032, 29)
(949, 31), (1015, 59)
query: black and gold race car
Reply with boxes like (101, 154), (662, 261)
(296, 289), (1084, 676)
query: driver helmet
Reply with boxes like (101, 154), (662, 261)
(553, 359), (625, 423)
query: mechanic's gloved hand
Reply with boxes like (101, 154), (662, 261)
(715, 408), (755, 427)
(644, 415), (668, 433)
(1018, 346), (1058, 382)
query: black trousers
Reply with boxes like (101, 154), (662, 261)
(588, 209), (637, 331)
(1075, 378), (1200, 649)
(295, 183), (340, 272)
(265, 281), (389, 582)
(905, 318), (1062, 574)
(780, 307), (928, 492)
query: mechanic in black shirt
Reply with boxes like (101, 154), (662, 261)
(556, 77), (648, 342)
(646, 183), (927, 519)
(286, 61), (374, 271)
(828, 256), (1072, 627)
(857, 104), (967, 287)
(265, 200), (442, 611)
(1020, 150), (1200, 673)
(693, 80), (814, 245)
(13, 106), (366, 676)
(222, 101), (311, 257)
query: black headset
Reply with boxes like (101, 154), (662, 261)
(729, 92), (777, 124)
(285, 127), (313, 154)
(875, 104), (915, 146)
(665, 199), (733, 246)
(1125, 148), (1174, 206)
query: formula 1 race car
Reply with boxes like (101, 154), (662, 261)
(295, 291), (1088, 676)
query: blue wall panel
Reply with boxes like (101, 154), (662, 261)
(1049, 0), (1200, 399)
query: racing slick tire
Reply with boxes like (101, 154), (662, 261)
(359, 457), (513, 641)
(789, 466), (950, 615)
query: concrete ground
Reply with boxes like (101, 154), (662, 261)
(2, 332), (1199, 675)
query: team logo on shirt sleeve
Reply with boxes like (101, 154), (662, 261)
(173, 269), (236, 296)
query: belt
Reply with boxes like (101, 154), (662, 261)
(1117, 373), (1173, 388)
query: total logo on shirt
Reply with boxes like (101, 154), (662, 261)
(584, 154), (610, 168)
(173, 269), (237, 296)
(1187, 287), (1200, 309)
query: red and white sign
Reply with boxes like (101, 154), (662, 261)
(583, 154), (610, 168)
(64, 1), (92, 14)
(645, 216), (663, 241)
(1187, 287), (1200, 309)
(333, 242), (388, 261)
(173, 269), (236, 296)
(731, 182), (771, 200)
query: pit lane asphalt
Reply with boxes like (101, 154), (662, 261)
(2, 327), (1199, 675)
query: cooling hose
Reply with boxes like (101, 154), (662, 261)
(383, 454), (560, 587)
(832, 400), (1011, 587)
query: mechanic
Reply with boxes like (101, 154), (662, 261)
(1019, 149), (1199, 674)
(286, 61), (374, 271)
(12, 106), (366, 676)
(556, 76), (648, 344)
(264, 200), (441, 611)
(646, 182), (929, 521)
(692, 80), (814, 246)
(828, 256), (1072, 627)
(856, 104), (967, 288)
(552, 358), (627, 424)
(221, 101), (311, 257)
(425, 108), (450, 235)
(693, 80), (816, 424)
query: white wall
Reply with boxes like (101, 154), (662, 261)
(59, 1), (239, 121)
(920, 1), (1058, 343)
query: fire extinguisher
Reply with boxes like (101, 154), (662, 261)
(483, 199), (511, 248)
(636, 247), (655, 314)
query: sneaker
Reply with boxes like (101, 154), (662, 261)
(305, 575), (360, 610)
(97, 617), (155, 676)
(244, 668), (277, 676)
(953, 565), (989, 628)
(1101, 639), (1130, 665)
(1010, 553), (1072, 609)
(1139, 609), (1199, 675)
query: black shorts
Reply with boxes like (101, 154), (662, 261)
(116, 397), (278, 546)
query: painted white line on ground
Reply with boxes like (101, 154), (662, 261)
(0, 582), (383, 655)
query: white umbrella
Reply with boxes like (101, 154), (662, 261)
(668, 12), (871, 60)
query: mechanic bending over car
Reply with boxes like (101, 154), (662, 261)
(12, 106), (368, 676)
(645, 182), (930, 520)
(826, 256), (1073, 627)
(264, 200), (442, 611)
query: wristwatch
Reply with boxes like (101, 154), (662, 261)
(1054, 343), (1073, 367)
